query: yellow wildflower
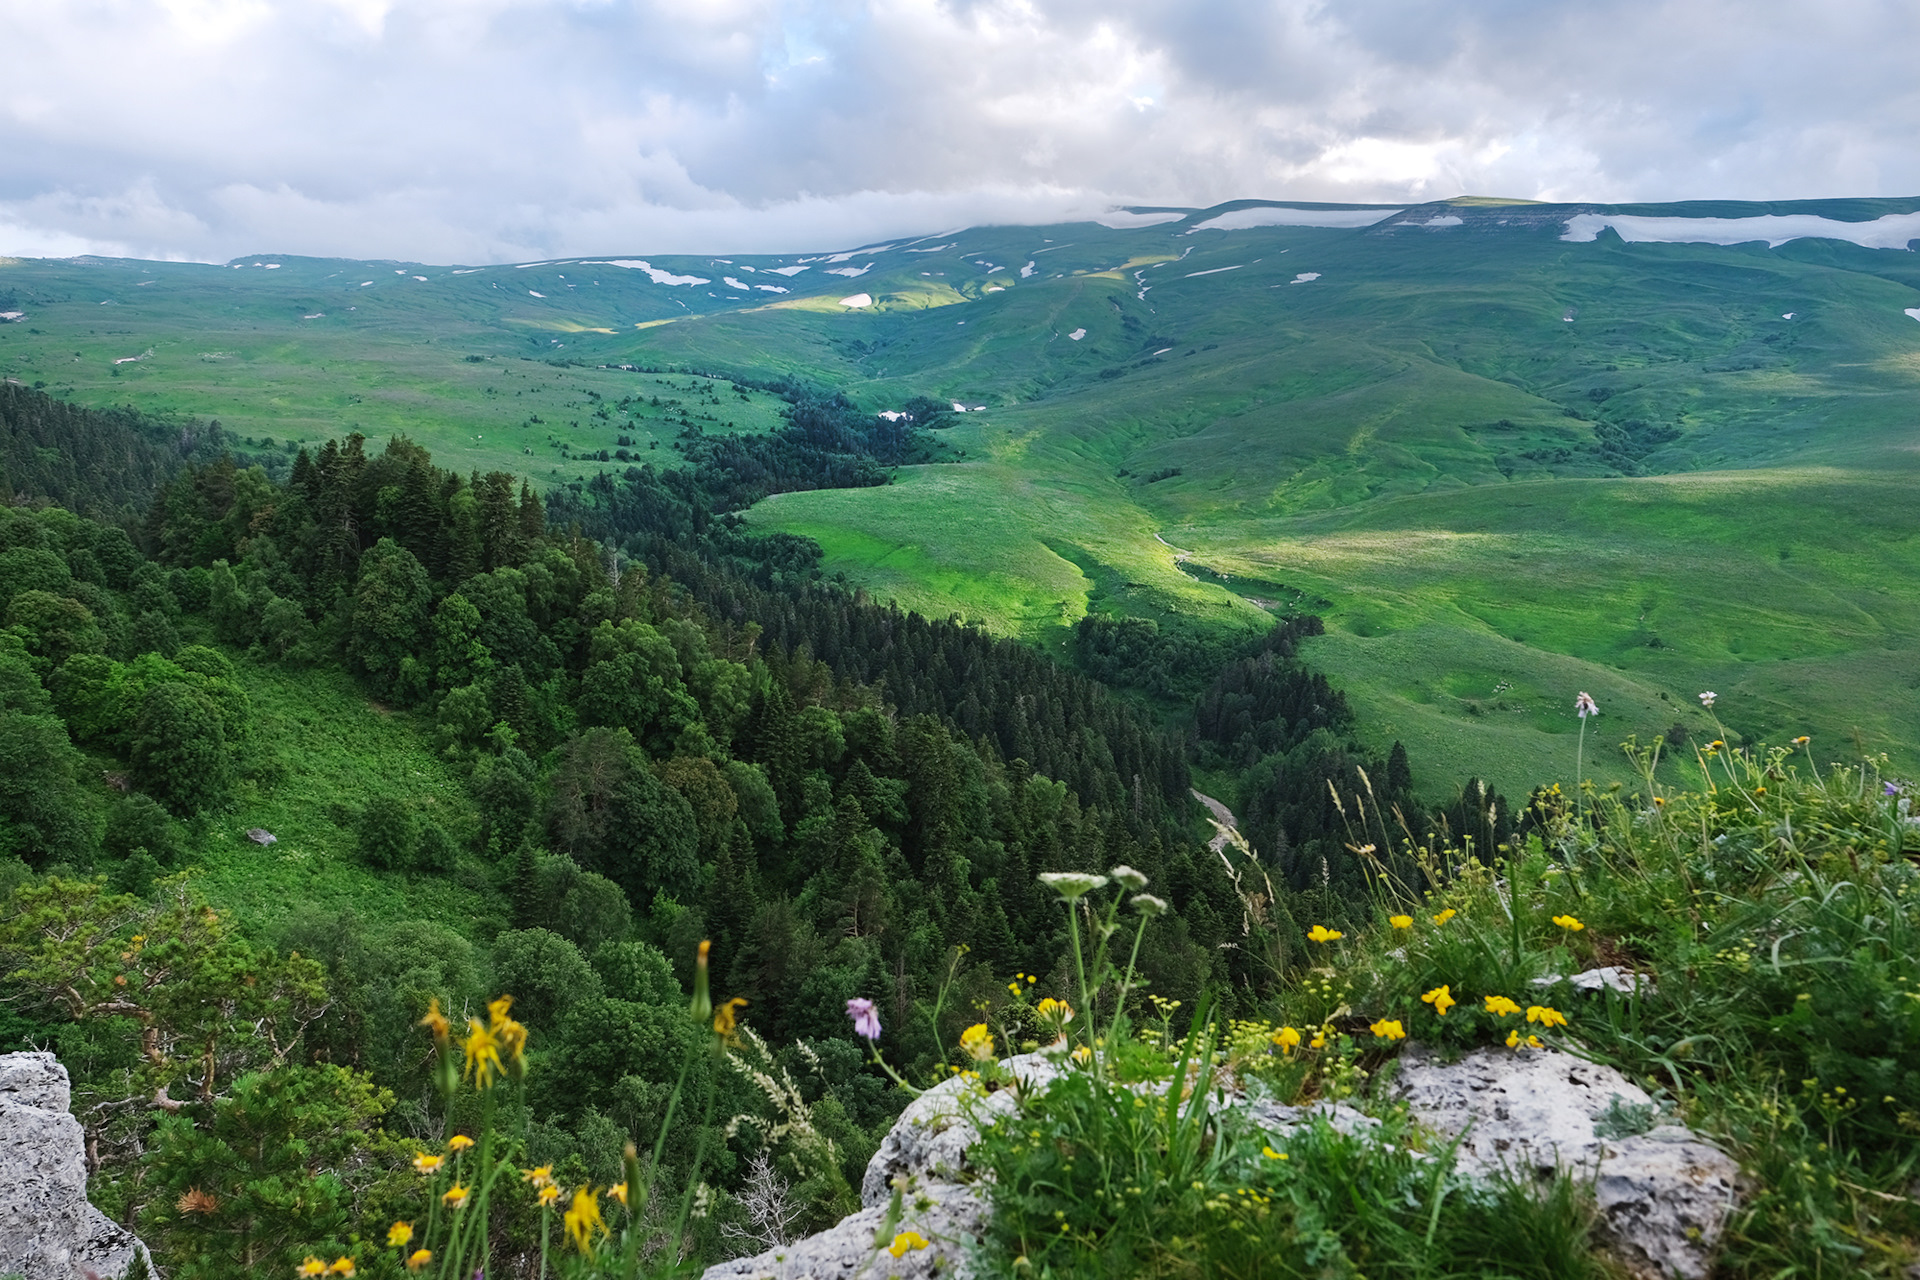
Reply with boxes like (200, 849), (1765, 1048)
(1421, 985), (1456, 1017)
(538, 1184), (561, 1207)
(522, 1165), (555, 1188)
(889, 1231), (930, 1258)
(1307, 925), (1343, 943)
(713, 997), (748, 1041)
(461, 1017), (503, 1089)
(489, 995), (528, 1076)
(1432, 908), (1457, 926)
(1389, 914), (1413, 929)
(1552, 914), (1585, 932)
(1526, 1005), (1568, 1029)
(328, 1259), (356, 1277)
(1370, 1018), (1406, 1041)
(1506, 1029), (1543, 1051)
(411, 1152), (443, 1174)
(564, 1187), (607, 1254)
(1484, 995), (1522, 1018)
(418, 998), (451, 1042)
(442, 1184), (470, 1209)
(298, 1259), (327, 1278)
(447, 1134), (474, 1152)
(386, 1222), (413, 1249)
(1272, 1025), (1302, 1053)
(1262, 1146), (1288, 1160)
(1309, 1029), (1328, 1049)
(1070, 1045), (1092, 1065)
(608, 1182), (629, 1208)
(1035, 997), (1074, 1025)
(960, 1023), (995, 1062)
(405, 1249), (432, 1274)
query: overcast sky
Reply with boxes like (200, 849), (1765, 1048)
(3, 0), (1916, 263)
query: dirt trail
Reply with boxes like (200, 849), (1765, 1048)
(1190, 788), (1239, 852)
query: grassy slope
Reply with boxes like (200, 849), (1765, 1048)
(9, 199), (1920, 802)
(187, 644), (498, 940)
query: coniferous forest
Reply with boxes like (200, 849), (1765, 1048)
(0, 377), (1434, 1275)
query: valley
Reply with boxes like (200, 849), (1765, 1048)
(8, 194), (1920, 800)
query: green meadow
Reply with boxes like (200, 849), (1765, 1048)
(9, 196), (1920, 801)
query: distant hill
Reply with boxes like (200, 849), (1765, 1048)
(6, 194), (1920, 798)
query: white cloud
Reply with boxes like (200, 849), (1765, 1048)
(0, 0), (1915, 261)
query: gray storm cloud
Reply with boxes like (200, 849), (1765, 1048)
(0, 0), (1915, 262)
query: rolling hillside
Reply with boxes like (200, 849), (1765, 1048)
(7, 195), (1920, 799)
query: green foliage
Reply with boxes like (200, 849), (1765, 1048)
(0, 710), (101, 868)
(139, 1064), (391, 1279)
(355, 795), (420, 871)
(546, 728), (700, 905)
(129, 680), (234, 814)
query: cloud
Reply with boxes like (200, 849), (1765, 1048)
(0, 0), (1914, 262)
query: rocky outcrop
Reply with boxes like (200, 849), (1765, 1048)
(1389, 1045), (1740, 1280)
(705, 1043), (1740, 1280)
(0, 1053), (154, 1280)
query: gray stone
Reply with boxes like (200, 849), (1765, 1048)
(704, 1180), (986, 1280)
(0, 1052), (154, 1280)
(1389, 1045), (1738, 1279)
(859, 1054), (1060, 1209)
(245, 828), (277, 845)
(1533, 967), (1658, 996)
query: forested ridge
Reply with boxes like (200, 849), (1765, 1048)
(0, 381), (1448, 1275)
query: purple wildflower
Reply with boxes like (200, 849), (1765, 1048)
(1886, 781), (1903, 797)
(846, 997), (882, 1041)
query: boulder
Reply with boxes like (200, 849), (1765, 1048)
(1389, 1045), (1739, 1279)
(0, 1052), (154, 1280)
(703, 1181), (986, 1280)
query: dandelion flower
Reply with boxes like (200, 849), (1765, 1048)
(447, 1134), (474, 1152)
(1038, 871), (1107, 901)
(846, 997), (882, 1041)
(1370, 1018), (1406, 1041)
(1421, 985), (1456, 1017)
(1793, 736), (1810, 747)
(298, 1259), (328, 1278)
(890, 1231), (930, 1258)
(1576, 692), (1599, 719)
(1389, 914), (1413, 929)
(1272, 1025), (1302, 1053)
(405, 1249), (432, 1274)
(411, 1152), (443, 1174)
(1552, 914), (1585, 932)
(1108, 865), (1149, 890)
(538, 1183), (561, 1207)
(1526, 1005), (1569, 1029)
(960, 1023), (996, 1061)
(608, 1182), (628, 1208)
(1484, 995), (1522, 1018)
(386, 1223), (412, 1249)
(1431, 908), (1457, 926)
(328, 1259), (356, 1277)
(1307, 924), (1343, 943)
(522, 1165), (555, 1188)
(442, 1185), (469, 1209)
(564, 1187), (606, 1254)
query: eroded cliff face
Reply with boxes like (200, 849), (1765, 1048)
(0, 1053), (153, 1280)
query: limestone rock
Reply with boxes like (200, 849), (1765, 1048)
(704, 1180), (986, 1280)
(0, 1052), (155, 1280)
(859, 1054), (1060, 1209)
(1389, 1045), (1738, 1279)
